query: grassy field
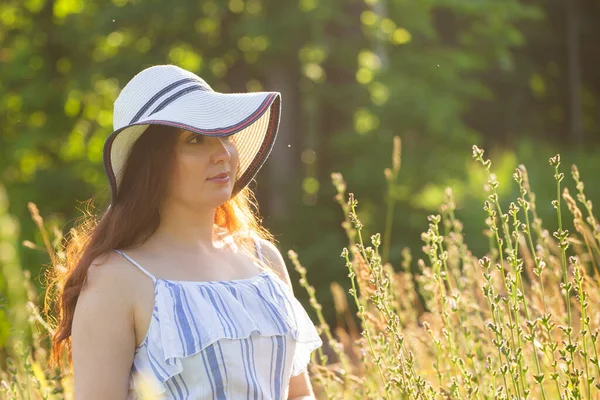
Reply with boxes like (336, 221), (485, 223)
(1, 142), (599, 399)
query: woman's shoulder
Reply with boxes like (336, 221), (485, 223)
(74, 251), (140, 337)
(88, 250), (137, 278)
(254, 236), (281, 261)
(83, 250), (142, 302)
(253, 237), (294, 291)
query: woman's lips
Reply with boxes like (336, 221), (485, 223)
(207, 172), (230, 183)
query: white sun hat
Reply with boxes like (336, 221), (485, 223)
(102, 64), (281, 204)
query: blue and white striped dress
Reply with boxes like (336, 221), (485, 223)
(115, 240), (322, 400)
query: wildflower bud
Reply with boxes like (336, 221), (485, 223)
(571, 164), (579, 180)
(331, 172), (346, 190)
(27, 202), (43, 226)
(568, 255), (577, 265)
(348, 193), (357, 207)
(427, 214), (441, 225)
(370, 233), (381, 247)
(445, 187), (453, 197)
(483, 201), (491, 212)
(383, 168), (393, 182)
(554, 172), (564, 182)
(513, 168), (523, 183)
(519, 185), (528, 197)
(392, 136), (401, 172)
(479, 257), (491, 269)
(22, 240), (37, 249)
(440, 251), (448, 261)
(472, 145), (484, 159)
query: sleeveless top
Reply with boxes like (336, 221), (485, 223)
(115, 238), (322, 400)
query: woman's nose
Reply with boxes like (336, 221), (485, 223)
(210, 137), (232, 163)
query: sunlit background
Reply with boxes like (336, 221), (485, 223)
(1, 0), (599, 358)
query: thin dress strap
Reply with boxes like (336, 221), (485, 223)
(253, 236), (264, 263)
(114, 249), (157, 282)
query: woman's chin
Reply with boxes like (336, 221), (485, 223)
(182, 187), (233, 209)
(209, 188), (234, 205)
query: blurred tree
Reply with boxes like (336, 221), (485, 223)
(467, 0), (600, 146)
(566, 0), (581, 143)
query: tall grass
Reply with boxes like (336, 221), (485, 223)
(1, 141), (599, 399)
(290, 142), (600, 399)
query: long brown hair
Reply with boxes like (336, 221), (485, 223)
(45, 124), (274, 369)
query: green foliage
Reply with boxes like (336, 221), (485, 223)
(0, 185), (26, 350)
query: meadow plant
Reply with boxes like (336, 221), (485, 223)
(1, 140), (600, 399)
(289, 142), (600, 399)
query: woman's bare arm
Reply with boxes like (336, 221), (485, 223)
(71, 253), (137, 399)
(258, 239), (319, 400)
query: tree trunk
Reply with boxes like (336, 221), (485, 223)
(264, 63), (299, 218)
(566, 0), (582, 144)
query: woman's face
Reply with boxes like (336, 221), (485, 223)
(166, 130), (239, 210)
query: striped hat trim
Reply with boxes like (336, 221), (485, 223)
(149, 86), (207, 116)
(233, 95), (280, 194)
(128, 77), (207, 124)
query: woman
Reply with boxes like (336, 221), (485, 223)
(47, 65), (323, 399)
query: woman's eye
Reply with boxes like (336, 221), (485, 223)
(188, 135), (204, 144)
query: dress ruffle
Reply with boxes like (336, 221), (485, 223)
(130, 271), (322, 395)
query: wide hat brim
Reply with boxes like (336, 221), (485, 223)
(103, 89), (281, 205)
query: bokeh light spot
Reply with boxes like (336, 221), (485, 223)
(299, 0), (318, 12)
(353, 108), (379, 134)
(356, 68), (373, 85)
(360, 10), (377, 26)
(228, 0), (244, 14)
(392, 28), (412, 45)
(302, 177), (320, 195)
(56, 57), (72, 73)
